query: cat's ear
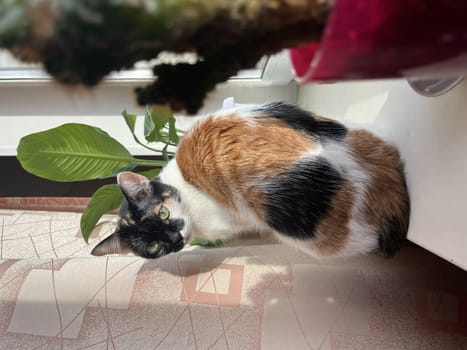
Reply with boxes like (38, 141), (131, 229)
(91, 233), (129, 256)
(117, 171), (152, 206)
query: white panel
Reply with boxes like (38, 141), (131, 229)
(0, 81), (298, 156)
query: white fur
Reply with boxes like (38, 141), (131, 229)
(212, 104), (259, 119)
(232, 194), (272, 235)
(340, 220), (378, 256)
(321, 139), (378, 256)
(159, 160), (261, 242)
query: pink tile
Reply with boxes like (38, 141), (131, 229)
(427, 291), (459, 322)
(181, 263), (244, 307)
(416, 283), (467, 336)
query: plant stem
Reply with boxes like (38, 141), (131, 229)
(131, 158), (168, 167)
(129, 126), (176, 155)
(133, 135), (175, 155)
(163, 124), (185, 135)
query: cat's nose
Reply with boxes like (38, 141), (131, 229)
(173, 236), (185, 252)
(175, 219), (185, 231)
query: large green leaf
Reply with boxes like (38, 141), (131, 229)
(80, 184), (123, 243)
(17, 123), (161, 182)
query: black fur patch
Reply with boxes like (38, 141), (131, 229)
(152, 177), (181, 201)
(116, 216), (185, 259)
(377, 215), (406, 257)
(116, 179), (185, 259)
(263, 158), (343, 239)
(255, 102), (347, 140)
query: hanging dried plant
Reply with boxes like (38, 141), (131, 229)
(0, 0), (332, 113)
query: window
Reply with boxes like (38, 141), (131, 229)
(0, 50), (270, 82)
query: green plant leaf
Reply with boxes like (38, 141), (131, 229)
(144, 105), (174, 143)
(17, 123), (162, 182)
(159, 131), (172, 145)
(144, 107), (157, 142)
(122, 110), (137, 133)
(168, 117), (179, 144)
(139, 168), (161, 179)
(80, 184), (123, 243)
(151, 105), (173, 127)
(190, 238), (224, 248)
(123, 109), (172, 154)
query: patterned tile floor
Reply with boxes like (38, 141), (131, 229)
(0, 208), (466, 350)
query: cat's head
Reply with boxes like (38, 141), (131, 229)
(91, 171), (189, 259)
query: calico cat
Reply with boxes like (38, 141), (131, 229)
(91, 102), (410, 259)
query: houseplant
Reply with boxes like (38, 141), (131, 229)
(16, 105), (181, 243)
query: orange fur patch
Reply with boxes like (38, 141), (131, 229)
(176, 115), (317, 217)
(152, 203), (163, 216)
(311, 180), (354, 255)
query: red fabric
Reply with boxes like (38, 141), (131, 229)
(290, 0), (467, 81)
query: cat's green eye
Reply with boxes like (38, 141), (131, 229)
(159, 206), (170, 220)
(147, 241), (160, 254)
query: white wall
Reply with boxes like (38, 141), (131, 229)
(0, 81), (298, 156)
(298, 79), (467, 269)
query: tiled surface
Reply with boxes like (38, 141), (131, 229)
(0, 209), (111, 259)
(0, 209), (466, 349)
